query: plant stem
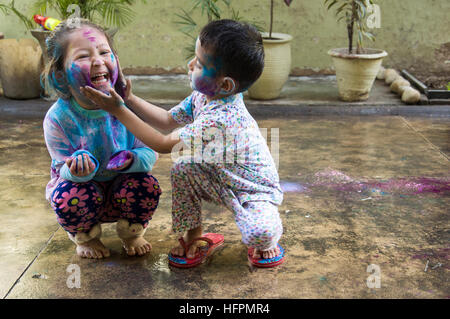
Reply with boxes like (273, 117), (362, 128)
(348, 0), (357, 54)
(269, 0), (273, 38)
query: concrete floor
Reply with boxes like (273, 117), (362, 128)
(0, 112), (448, 299)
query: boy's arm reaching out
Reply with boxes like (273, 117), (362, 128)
(116, 106), (181, 154)
(118, 77), (179, 133)
(126, 93), (180, 133)
(81, 86), (181, 154)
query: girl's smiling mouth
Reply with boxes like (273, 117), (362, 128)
(90, 71), (111, 90)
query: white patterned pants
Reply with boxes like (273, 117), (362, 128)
(170, 158), (283, 250)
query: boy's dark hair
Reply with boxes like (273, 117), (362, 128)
(199, 19), (264, 93)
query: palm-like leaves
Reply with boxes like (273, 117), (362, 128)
(0, 0), (34, 29)
(31, 0), (142, 28)
(174, 0), (264, 60)
(324, 0), (376, 54)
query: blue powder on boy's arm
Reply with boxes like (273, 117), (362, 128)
(170, 93), (195, 125)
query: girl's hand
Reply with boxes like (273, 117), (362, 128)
(66, 153), (96, 177)
(80, 85), (125, 114)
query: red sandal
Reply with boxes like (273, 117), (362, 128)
(168, 233), (224, 268)
(248, 244), (285, 268)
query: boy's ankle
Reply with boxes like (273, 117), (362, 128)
(185, 226), (202, 242)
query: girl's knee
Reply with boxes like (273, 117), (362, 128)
(51, 180), (103, 227)
(112, 173), (161, 226)
(116, 172), (162, 198)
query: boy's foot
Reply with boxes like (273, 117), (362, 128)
(168, 233), (225, 268)
(170, 226), (203, 259)
(76, 238), (110, 259)
(121, 236), (152, 256)
(252, 245), (281, 259)
(170, 240), (201, 259)
(248, 244), (285, 268)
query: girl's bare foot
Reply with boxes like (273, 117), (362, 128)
(252, 245), (280, 259)
(171, 226), (202, 259)
(121, 236), (152, 256)
(76, 238), (110, 259)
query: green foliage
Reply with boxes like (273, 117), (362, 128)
(31, 0), (146, 28)
(324, 0), (377, 53)
(174, 0), (264, 60)
(0, 0), (34, 29)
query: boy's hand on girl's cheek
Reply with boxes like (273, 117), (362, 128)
(114, 55), (132, 101)
(80, 86), (125, 113)
(65, 153), (96, 177)
(123, 78), (134, 103)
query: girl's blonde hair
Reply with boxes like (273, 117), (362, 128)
(41, 19), (117, 99)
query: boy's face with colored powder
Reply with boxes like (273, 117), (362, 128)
(64, 27), (119, 108)
(188, 38), (222, 97)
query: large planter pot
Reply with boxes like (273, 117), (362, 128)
(248, 32), (293, 100)
(328, 48), (388, 101)
(30, 29), (52, 65)
(0, 38), (43, 99)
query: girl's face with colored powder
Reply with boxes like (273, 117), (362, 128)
(64, 27), (119, 108)
(187, 38), (222, 97)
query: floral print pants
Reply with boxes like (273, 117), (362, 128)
(171, 160), (283, 250)
(51, 172), (161, 236)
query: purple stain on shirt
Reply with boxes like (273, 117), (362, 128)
(107, 150), (132, 170)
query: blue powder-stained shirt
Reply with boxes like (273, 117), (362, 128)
(169, 91), (283, 205)
(43, 98), (158, 201)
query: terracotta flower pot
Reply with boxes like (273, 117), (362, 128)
(248, 32), (293, 100)
(0, 38), (43, 99)
(328, 48), (388, 102)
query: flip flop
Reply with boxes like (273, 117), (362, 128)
(168, 233), (224, 268)
(248, 243), (285, 268)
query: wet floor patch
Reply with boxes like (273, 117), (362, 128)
(1, 116), (449, 298)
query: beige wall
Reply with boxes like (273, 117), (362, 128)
(1, 0), (449, 76)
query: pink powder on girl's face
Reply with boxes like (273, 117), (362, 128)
(82, 29), (96, 42)
(65, 28), (119, 97)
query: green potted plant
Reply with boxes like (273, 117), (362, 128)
(247, 0), (294, 100)
(174, 0), (263, 60)
(30, 0), (145, 64)
(324, 0), (387, 101)
(0, 0), (42, 99)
